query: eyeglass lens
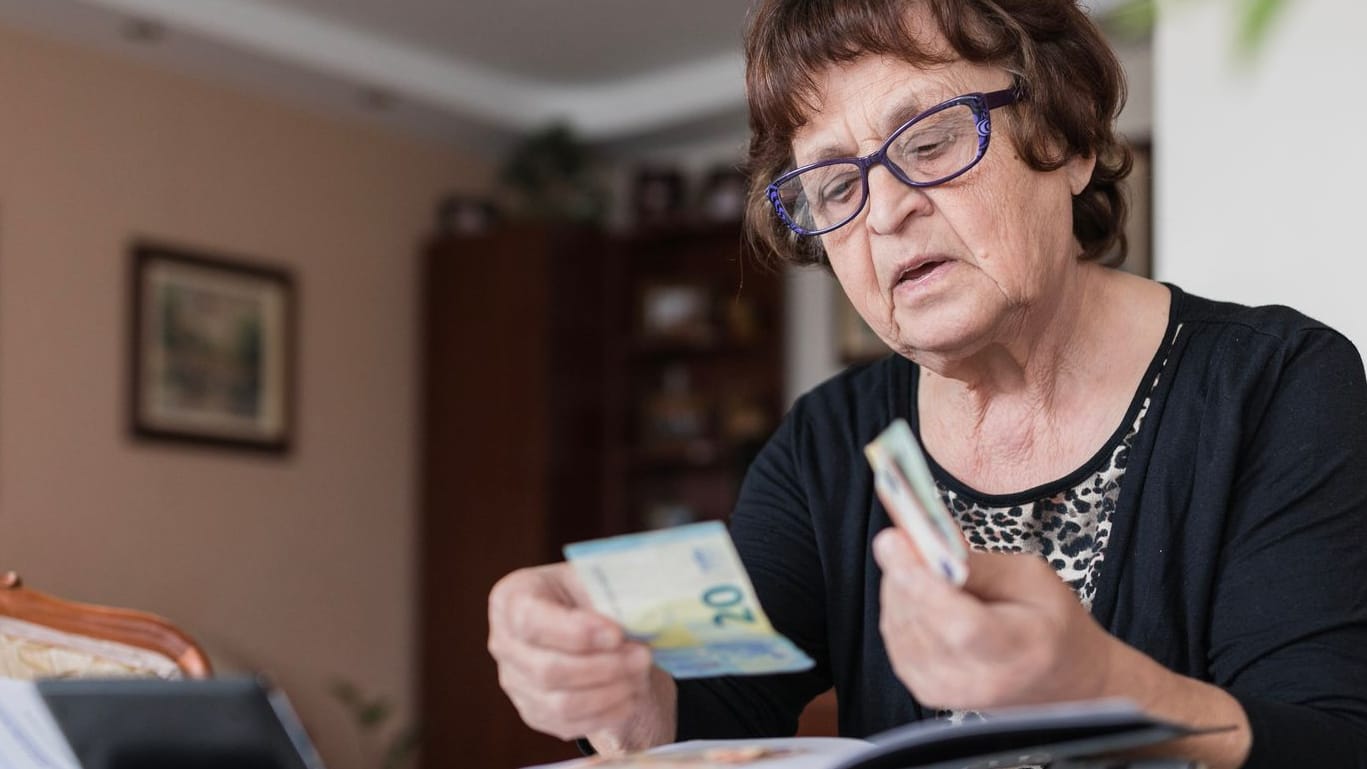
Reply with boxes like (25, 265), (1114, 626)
(773, 101), (984, 234)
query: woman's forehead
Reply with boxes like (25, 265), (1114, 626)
(791, 55), (1003, 156)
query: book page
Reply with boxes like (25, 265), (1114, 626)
(526, 737), (869, 769)
(523, 699), (1209, 769)
(0, 679), (81, 769)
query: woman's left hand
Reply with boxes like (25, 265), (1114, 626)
(872, 527), (1119, 710)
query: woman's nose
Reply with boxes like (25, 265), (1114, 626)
(863, 163), (930, 235)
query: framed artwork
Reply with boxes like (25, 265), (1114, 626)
(129, 242), (295, 453)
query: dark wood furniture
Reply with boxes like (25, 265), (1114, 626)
(419, 224), (611, 769)
(606, 225), (786, 536)
(418, 221), (788, 769)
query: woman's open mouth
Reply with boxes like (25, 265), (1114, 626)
(898, 259), (951, 285)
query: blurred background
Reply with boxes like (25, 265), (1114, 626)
(0, 0), (1358, 768)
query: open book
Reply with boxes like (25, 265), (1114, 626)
(528, 699), (1218, 769)
(0, 676), (324, 769)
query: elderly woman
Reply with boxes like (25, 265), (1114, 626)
(487, 1), (1367, 767)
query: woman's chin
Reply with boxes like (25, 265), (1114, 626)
(891, 308), (997, 362)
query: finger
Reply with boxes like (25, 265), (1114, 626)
(878, 561), (945, 655)
(493, 585), (624, 653)
(558, 681), (647, 735)
(876, 532), (965, 671)
(499, 638), (653, 691)
(555, 698), (640, 742)
(879, 578), (975, 709)
(875, 528), (973, 630)
(501, 665), (641, 739)
(961, 550), (1064, 605)
(872, 528), (932, 584)
(877, 528), (985, 612)
(877, 535), (970, 651)
(875, 528), (996, 643)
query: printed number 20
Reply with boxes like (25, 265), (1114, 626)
(704, 584), (756, 627)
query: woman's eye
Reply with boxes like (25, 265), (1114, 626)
(820, 175), (859, 205)
(910, 132), (953, 157)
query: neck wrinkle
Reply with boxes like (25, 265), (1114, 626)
(920, 261), (1105, 424)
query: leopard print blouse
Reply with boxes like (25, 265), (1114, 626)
(932, 325), (1181, 727)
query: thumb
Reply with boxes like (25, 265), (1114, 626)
(872, 527), (929, 579)
(961, 550), (1062, 604)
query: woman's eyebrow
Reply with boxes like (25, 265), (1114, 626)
(793, 92), (931, 167)
(798, 142), (858, 165)
(882, 92), (928, 131)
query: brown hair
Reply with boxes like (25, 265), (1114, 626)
(743, 0), (1132, 267)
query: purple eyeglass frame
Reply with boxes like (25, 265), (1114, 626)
(767, 87), (1020, 237)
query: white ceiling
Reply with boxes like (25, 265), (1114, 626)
(0, 0), (1132, 151)
(258, 0), (747, 84)
(0, 0), (753, 150)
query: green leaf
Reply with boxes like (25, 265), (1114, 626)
(381, 726), (422, 769)
(1236, 0), (1288, 57)
(358, 701), (393, 729)
(328, 679), (362, 708)
(1098, 0), (1158, 42)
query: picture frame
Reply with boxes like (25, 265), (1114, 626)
(129, 242), (295, 453)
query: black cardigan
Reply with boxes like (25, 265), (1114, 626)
(676, 285), (1367, 768)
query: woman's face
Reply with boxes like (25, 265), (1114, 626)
(792, 51), (1094, 362)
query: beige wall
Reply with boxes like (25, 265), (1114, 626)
(0, 21), (493, 769)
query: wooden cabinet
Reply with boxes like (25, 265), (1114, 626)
(418, 222), (786, 769)
(418, 224), (612, 769)
(604, 224), (786, 535)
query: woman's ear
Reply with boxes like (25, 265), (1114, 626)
(1066, 153), (1098, 196)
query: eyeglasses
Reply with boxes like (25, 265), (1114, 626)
(766, 88), (1020, 237)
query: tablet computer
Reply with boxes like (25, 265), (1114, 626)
(35, 676), (326, 769)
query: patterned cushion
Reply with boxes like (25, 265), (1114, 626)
(0, 616), (183, 680)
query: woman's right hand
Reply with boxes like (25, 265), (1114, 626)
(487, 562), (676, 754)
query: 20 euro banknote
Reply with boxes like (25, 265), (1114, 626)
(563, 521), (815, 679)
